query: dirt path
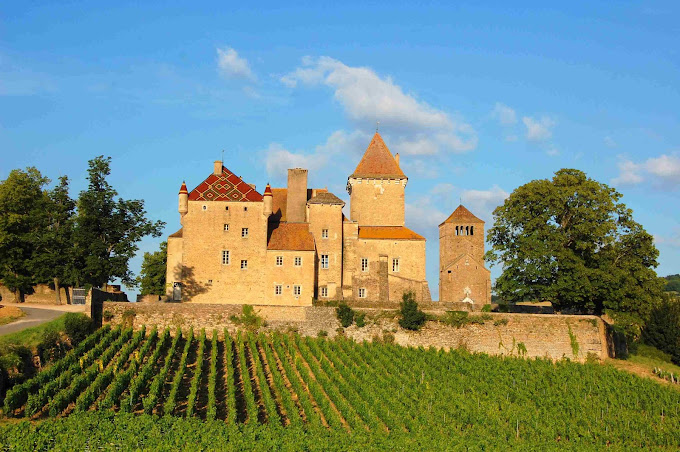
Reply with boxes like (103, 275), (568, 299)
(607, 359), (680, 390)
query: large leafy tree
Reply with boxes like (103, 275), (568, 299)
(32, 176), (77, 304)
(486, 169), (663, 336)
(73, 156), (165, 288)
(137, 241), (167, 296)
(0, 168), (49, 302)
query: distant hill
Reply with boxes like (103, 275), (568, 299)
(664, 274), (680, 292)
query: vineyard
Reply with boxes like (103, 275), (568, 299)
(2, 325), (680, 449)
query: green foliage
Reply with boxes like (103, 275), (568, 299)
(102, 309), (114, 322)
(0, 167), (50, 301)
(121, 309), (136, 327)
(230, 305), (265, 330)
(398, 291), (426, 331)
(567, 322), (580, 358)
(206, 330), (218, 421)
(486, 168), (663, 326)
(493, 318), (509, 326)
(663, 274), (680, 293)
(481, 304), (492, 312)
(355, 312), (366, 328)
(516, 342), (527, 357)
(72, 156), (164, 288)
(335, 303), (355, 328)
(317, 330), (328, 338)
(642, 294), (680, 364)
(440, 311), (492, 328)
(63, 313), (93, 347)
(136, 241), (167, 296)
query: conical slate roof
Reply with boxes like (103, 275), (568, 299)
(350, 133), (405, 179)
(440, 205), (484, 226)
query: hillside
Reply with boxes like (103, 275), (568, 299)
(1, 326), (679, 449)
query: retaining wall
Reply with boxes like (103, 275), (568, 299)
(101, 302), (608, 361)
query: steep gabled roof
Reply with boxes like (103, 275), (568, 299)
(440, 205), (484, 226)
(350, 133), (405, 179)
(358, 226), (425, 241)
(188, 166), (263, 202)
(267, 223), (315, 251)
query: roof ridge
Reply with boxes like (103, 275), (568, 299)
(440, 204), (484, 225)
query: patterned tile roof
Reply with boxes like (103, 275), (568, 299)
(267, 223), (315, 251)
(188, 166), (263, 202)
(440, 205), (484, 226)
(358, 226), (425, 241)
(350, 132), (406, 179)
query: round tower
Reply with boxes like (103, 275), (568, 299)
(263, 183), (272, 217)
(178, 181), (188, 218)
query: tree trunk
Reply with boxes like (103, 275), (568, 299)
(13, 289), (22, 303)
(54, 277), (61, 305)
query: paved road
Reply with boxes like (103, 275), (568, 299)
(0, 307), (66, 336)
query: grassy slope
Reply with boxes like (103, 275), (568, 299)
(0, 315), (67, 349)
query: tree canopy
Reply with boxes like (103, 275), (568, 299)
(137, 241), (167, 296)
(486, 169), (663, 337)
(664, 274), (680, 293)
(73, 156), (165, 288)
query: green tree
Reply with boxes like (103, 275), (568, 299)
(663, 274), (680, 293)
(73, 156), (165, 288)
(398, 291), (426, 331)
(642, 294), (680, 364)
(32, 176), (76, 304)
(0, 168), (49, 302)
(486, 169), (663, 339)
(137, 241), (167, 296)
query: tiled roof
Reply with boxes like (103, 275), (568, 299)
(358, 226), (425, 241)
(440, 205), (484, 226)
(179, 182), (188, 194)
(267, 223), (315, 251)
(188, 166), (263, 202)
(307, 192), (345, 206)
(168, 228), (183, 238)
(350, 133), (406, 179)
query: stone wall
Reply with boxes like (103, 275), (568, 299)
(0, 283), (72, 304)
(101, 302), (607, 362)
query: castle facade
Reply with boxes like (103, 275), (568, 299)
(166, 133), (490, 306)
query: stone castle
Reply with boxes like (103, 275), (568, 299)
(166, 133), (491, 306)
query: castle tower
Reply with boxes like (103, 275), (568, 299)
(178, 181), (188, 219)
(347, 133), (407, 226)
(439, 205), (491, 306)
(263, 183), (272, 217)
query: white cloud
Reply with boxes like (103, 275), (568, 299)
(604, 136), (617, 148)
(522, 116), (555, 141)
(612, 153), (680, 187)
(461, 185), (509, 223)
(654, 229), (680, 248)
(492, 102), (517, 126)
(263, 129), (369, 179)
(546, 147), (560, 157)
(282, 56), (477, 154)
(400, 159), (439, 178)
(217, 47), (255, 81)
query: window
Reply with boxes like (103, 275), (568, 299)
(358, 288), (366, 298)
(392, 258), (400, 272)
(207, 279), (213, 285)
(241, 228), (249, 238)
(225, 206), (229, 211)
(293, 285), (301, 296)
(222, 250), (230, 265)
(202, 205), (207, 211)
(276, 256), (283, 266)
(470, 226), (474, 236)
(294, 256), (302, 267)
(320, 254), (329, 269)
(275, 285), (282, 295)
(244, 207), (248, 212)
(322, 229), (329, 239)
(320, 286), (328, 297)
(241, 260), (248, 269)
(223, 224), (229, 231)
(361, 258), (369, 272)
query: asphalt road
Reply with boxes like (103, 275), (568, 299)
(0, 307), (65, 336)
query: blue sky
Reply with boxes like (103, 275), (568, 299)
(1, 1), (679, 300)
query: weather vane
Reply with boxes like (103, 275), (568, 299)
(376, 120), (380, 133)
(221, 149), (225, 163)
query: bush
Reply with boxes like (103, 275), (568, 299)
(64, 313), (93, 346)
(442, 311), (469, 328)
(398, 292), (426, 331)
(355, 312), (366, 328)
(37, 330), (64, 364)
(642, 295), (680, 365)
(493, 318), (509, 327)
(317, 330), (328, 338)
(230, 305), (265, 331)
(335, 303), (355, 328)
(102, 310), (114, 322)
(121, 309), (136, 328)
(481, 304), (492, 312)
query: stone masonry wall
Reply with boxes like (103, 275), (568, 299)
(102, 302), (607, 362)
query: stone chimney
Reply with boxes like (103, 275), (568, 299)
(263, 183), (272, 217)
(214, 161), (222, 175)
(286, 168), (308, 223)
(395, 153), (400, 167)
